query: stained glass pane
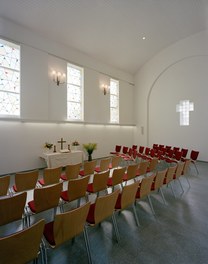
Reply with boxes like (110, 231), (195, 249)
(0, 91), (20, 115)
(110, 95), (118, 108)
(0, 39), (20, 117)
(67, 84), (81, 102)
(0, 68), (20, 92)
(67, 67), (81, 86)
(110, 108), (119, 123)
(67, 102), (81, 120)
(0, 40), (20, 70)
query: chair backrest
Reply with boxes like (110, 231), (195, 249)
(115, 145), (121, 152)
(111, 156), (121, 169)
(111, 167), (126, 186)
(183, 159), (191, 175)
(65, 163), (82, 180)
(52, 202), (90, 247)
(139, 146), (144, 154)
(174, 151), (182, 161)
(99, 158), (111, 172)
(181, 148), (188, 158)
(83, 160), (97, 175)
(0, 219), (45, 264)
(126, 164), (138, 181)
(153, 169), (167, 190)
(33, 182), (62, 213)
(148, 158), (158, 172)
(67, 175), (90, 202)
(190, 150), (199, 161)
(137, 161), (149, 176)
(144, 147), (150, 155)
(43, 166), (62, 186)
(132, 145), (137, 150)
(120, 181), (140, 209)
(139, 174), (155, 198)
(165, 165), (177, 184)
(0, 192), (27, 226)
(122, 146), (129, 154)
(93, 190), (119, 224)
(14, 170), (39, 192)
(174, 162), (185, 179)
(0, 175), (10, 196)
(92, 171), (110, 193)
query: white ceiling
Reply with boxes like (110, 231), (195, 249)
(0, 0), (208, 74)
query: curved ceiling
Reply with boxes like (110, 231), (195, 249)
(0, 0), (207, 74)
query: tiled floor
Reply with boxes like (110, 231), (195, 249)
(45, 161), (208, 264)
(1, 161), (208, 264)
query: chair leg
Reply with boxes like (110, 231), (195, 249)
(112, 213), (120, 242)
(185, 176), (191, 188)
(132, 204), (140, 227)
(83, 226), (93, 264)
(169, 182), (176, 198)
(178, 178), (184, 194)
(159, 187), (167, 205)
(192, 162), (199, 175)
(147, 195), (156, 215)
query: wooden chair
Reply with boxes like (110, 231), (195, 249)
(60, 175), (90, 210)
(87, 171), (109, 197)
(135, 174), (156, 216)
(107, 167), (126, 191)
(146, 158), (158, 173)
(79, 160), (97, 177)
(136, 160), (149, 178)
(12, 170), (39, 193)
(151, 169), (167, 205)
(0, 219), (45, 264)
(163, 165), (177, 198)
(115, 181), (140, 227)
(190, 150), (199, 174)
(181, 159), (191, 189)
(38, 166), (62, 186)
(109, 155), (121, 169)
(60, 163), (81, 181)
(44, 202), (92, 264)
(27, 182), (63, 225)
(173, 162), (185, 195)
(0, 175), (10, 196)
(0, 192), (27, 228)
(95, 157), (111, 173)
(86, 190), (120, 242)
(122, 164), (138, 184)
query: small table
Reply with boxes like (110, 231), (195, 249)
(41, 151), (84, 168)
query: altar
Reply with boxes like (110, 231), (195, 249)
(41, 151), (84, 168)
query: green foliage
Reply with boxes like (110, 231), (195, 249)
(83, 143), (97, 154)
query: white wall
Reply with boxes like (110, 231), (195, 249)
(0, 17), (135, 175)
(134, 30), (208, 161)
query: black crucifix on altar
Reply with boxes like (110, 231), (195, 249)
(57, 137), (66, 150)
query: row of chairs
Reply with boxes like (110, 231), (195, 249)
(0, 159), (192, 263)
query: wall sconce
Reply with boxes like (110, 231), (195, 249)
(52, 70), (66, 86)
(101, 84), (109, 95)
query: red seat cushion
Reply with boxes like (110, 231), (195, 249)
(44, 221), (56, 246)
(79, 170), (85, 177)
(94, 167), (101, 173)
(60, 190), (69, 201)
(86, 203), (96, 224)
(38, 179), (45, 185)
(122, 173), (128, 181)
(173, 174), (176, 179)
(60, 174), (67, 181)
(13, 185), (17, 192)
(87, 183), (94, 193)
(163, 178), (167, 184)
(115, 193), (122, 209)
(107, 178), (113, 186)
(151, 182), (155, 191)
(28, 200), (36, 213)
(136, 188), (141, 199)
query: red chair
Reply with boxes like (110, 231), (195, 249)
(137, 146), (145, 158)
(110, 145), (122, 155)
(119, 146), (129, 158)
(181, 148), (188, 160)
(132, 145), (137, 150)
(190, 150), (199, 174)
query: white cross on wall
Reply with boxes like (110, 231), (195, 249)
(176, 100), (194, 126)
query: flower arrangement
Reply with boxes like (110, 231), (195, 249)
(72, 140), (80, 146)
(83, 143), (97, 161)
(44, 142), (53, 149)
